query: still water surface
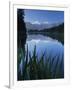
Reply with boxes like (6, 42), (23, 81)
(20, 34), (64, 77)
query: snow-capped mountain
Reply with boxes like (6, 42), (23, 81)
(25, 22), (63, 31)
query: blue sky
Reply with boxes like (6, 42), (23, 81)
(24, 9), (64, 24)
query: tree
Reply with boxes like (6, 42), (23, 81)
(17, 9), (27, 48)
(17, 9), (27, 80)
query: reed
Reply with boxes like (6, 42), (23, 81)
(17, 44), (64, 80)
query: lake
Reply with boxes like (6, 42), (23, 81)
(26, 34), (64, 60)
(19, 34), (64, 79)
(25, 34), (64, 77)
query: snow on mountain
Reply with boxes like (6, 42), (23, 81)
(25, 22), (62, 31)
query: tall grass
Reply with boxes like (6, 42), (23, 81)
(17, 44), (64, 80)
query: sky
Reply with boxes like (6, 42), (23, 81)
(24, 9), (64, 25)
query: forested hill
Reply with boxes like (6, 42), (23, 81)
(28, 23), (64, 33)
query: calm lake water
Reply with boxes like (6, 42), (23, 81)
(26, 34), (64, 60)
(20, 34), (64, 77)
(25, 34), (64, 75)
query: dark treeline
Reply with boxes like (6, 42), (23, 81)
(17, 9), (27, 80)
(17, 9), (27, 49)
(28, 23), (64, 33)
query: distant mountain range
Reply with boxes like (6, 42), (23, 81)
(27, 22), (64, 44)
(25, 22), (64, 31)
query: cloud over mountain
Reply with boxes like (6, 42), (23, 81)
(25, 21), (62, 31)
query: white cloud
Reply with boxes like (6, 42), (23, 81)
(31, 21), (49, 25)
(32, 21), (40, 25)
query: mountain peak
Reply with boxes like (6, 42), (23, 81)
(25, 22), (64, 31)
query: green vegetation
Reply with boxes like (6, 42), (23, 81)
(17, 45), (64, 80)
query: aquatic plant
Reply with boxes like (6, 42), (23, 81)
(17, 44), (64, 80)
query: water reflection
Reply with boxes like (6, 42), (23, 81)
(25, 34), (64, 77)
